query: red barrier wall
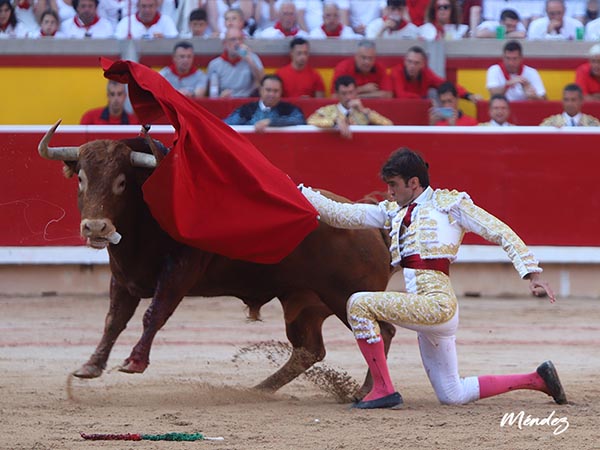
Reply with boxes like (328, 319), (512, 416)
(2, 126), (599, 248)
(476, 101), (600, 125)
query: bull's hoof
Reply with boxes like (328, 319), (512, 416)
(72, 363), (104, 379)
(118, 358), (148, 374)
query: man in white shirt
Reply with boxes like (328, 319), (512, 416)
(308, 1), (359, 38)
(114, 0), (178, 39)
(527, 0), (583, 39)
(483, 0), (544, 28)
(486, 40), (546, 101)
(348, 0), (386, 35)
(474, 8), (527, 38)
(365, 0), (419, 39)
(61, 0), (114, 38)
(296, 0), (350, 32)
(257, 0), (309, 38)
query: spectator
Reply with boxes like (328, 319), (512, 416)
(486, 40), (546, 101)
(14, 0), (40, 35)
(566, 0), (587, 22)
(206, 0), (254, 37)
(482, 0), (543, 28)
(418, 0), (468, 40)
(80, 81), (138, 125)
(206, 28), (265, 98)
(114, 0), (178, 39)
(275, 37), (325, 98)
(528, 0), (583, 40)
(254, 0), (281, 33)
(331, 39), (393, 98)
(575, 43), (600, 101)
(309, 1), (359, 38)
(256, 0), (309, 38)
(180, 8), (210, 38)
(224, 75), (306, 132)
(460, 0), (482, 34)
(348, 0), (386, 35)
(220, 7), (250, 38)
(0, 0), (27, 37)
(584, 4), (600, 38)
(36, 0), (77, 23)
(583, 0), (599, 24)
(479, 94), (514, 126)
(28, 9), (66, 37)
(474, 8), (527, 38)
(429, 81), (478, 126)
(95, 0), (129, 30)
(61, 0), (114, 38)
(407, 0), (429, 26)
(540, 83), (600, 126)
(307, 75), (393, 139)
(297, 0), (350, 32)
(365, 0), (419, 39)
(390, 45), (478, 101)
(159, 41), (207, 99)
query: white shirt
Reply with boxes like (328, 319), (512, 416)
(114, 13), (179, 39)
(295, 0), (350, 31)
(308, 24), (359, 39)
(483, 0), (544, 21)
(61, 16), (115, 38)
(476, 20), (527, 34)
(486, 63), (546, 101)
(254, 0), (284, 32)
(527, 15), (583, 40)
(418, 22), (468, 40)
(14, 3), (40, 34)
(585, 16), (600, 40)
(257, 25), (309, 38)
(365, 17), (419, 39)
(348, 0), (386, 30)
(563, 112), (582, 126)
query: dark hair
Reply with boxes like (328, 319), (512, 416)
(72, 0), (99, 10)
(503, 40), (522, 54)
(387, 0), (406, 8)
(261, 74), (283, 86)
(40, 9), (60, 23)
(489, 93), (509, 106)
(189, 8), (207, 22)
(564, 83), (583, 96)
(407, 45), (427, 59)
(0, 0), (17, 28)
(500, 8), (520, 22)
(173, 41), (194, 52)
(425, 0), (460, 25)
(290, 36), (308, 49)
(380, 148), (430, 188)
(437, 81), (457, 97)
(334, 75), (356, 91)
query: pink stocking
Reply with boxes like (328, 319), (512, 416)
(478, 371), (547, 399)
(357, 338), (396, 401)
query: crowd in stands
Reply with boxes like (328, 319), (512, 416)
(3, 0), (600, 41)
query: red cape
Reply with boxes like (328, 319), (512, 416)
(101, 58), (318, 264)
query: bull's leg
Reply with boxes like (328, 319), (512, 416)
(73, 276), (141, 378)
(119, 250), (210, 374)
(255, 291), (332, 392)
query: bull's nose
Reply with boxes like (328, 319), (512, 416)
(81, 219), (108, 236)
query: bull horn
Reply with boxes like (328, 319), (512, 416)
(130, 151), (157, 168)
(38, 119), (80, 161)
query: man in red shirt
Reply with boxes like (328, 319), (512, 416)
(80, 81), (138, 125)
(331, 39), (392, 98)
(429, 81), (478, 126)
(390, 45), (477, 102)
(276, 37), (325, 98)
(575, 43), (600, 101)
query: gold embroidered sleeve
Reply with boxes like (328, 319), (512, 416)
(455, 199), (542, 278)
(367, 109), (393, 126)
(300, 186), (387, 229)
(307, 106), (338, 128)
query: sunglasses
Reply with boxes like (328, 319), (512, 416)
(437, 4), (451, 10)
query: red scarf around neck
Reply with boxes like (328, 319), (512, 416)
(74, 14), (100, 29)
(168, 62), (198, 79)
(136, 11), (161, 28)
(274, 21), (299, 36)
(499, 61), (524, 81)
(17, 0), (31, 9)
(321, 23), (343, 37)
(220, 50), (242, 65)
(41, 29), (57, 36)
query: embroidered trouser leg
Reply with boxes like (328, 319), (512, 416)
(347, 268), (479, 405)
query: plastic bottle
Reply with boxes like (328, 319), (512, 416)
(209, 73), (219, 98)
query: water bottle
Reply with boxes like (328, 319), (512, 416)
(209, 73), (219, 98)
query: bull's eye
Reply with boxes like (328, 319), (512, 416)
(78, 170), (88, 192)
(113, 173), (127, 195)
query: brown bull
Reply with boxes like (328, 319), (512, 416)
(38, 121), (395, 397)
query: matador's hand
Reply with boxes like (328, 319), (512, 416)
(527, 272), (556, 303)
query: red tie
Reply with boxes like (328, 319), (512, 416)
(402, 203), (417, 228)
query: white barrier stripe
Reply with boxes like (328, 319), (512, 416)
(1, 246), (599, 265)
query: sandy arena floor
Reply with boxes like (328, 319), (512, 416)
(0, 293), (598, 450)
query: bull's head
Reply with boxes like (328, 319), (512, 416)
(39, 120), (159, 249)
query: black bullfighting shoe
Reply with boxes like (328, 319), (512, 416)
(352, 392), (403, 409)
(536, 360), (568, 405)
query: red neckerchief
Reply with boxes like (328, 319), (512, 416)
(168, 62), (197, 79)
(499, 61), (524, 81)
(41, 29), (57, 36)
(321, 23), (343, 37)
(433, 21), (444, 39)
(17, 0), (31, 9)
(220, 50), (242, 65)
(383, 15), (407, 31)
(0, 23), (9, 32)
(274, 21), (299, 36)
(74, 14), (101, 29)
(136, 11), (161, 28)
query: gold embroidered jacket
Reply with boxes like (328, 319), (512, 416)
(301, 186), (541, 278)
(539, 114), (600, 127)
(307, 104), (393, 128)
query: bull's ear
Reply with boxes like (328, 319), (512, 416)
(62, 161), (77, 178)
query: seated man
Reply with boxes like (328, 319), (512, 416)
(256, 0), (309, 38)
(275, 37), (325, 98)
(80, 80), (138, 125)
(365, 0), (419, 39)
(224, 75), (306, 132)
(179, 8), (210, 38)
(331, 39), (393, 98)
(528, 0), (583, 40)
(479, 94), (514, 126)
(540, 83), (600, 127)
(60, 0), (114, 38)
(474, 8), (527, 38)
(308, 75), (393, 139)
(575, 43), (600, 101)
(308, 2), (359, 38)
(114, 0), (178, 39)
(429, 81), (478, 126)
(159, 41), (207, 99)
(486, 40), (546, 101)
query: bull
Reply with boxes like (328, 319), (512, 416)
(38, 121), (395, 397)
